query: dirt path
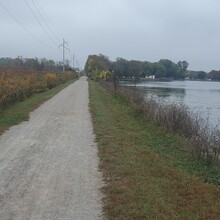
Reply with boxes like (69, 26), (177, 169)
(0, 77), (103, 220)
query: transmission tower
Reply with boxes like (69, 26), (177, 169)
(59, 39), (70, 72)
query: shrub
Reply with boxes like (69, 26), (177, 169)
(45, 73), (58, 89)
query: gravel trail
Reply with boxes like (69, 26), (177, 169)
(0, 77), (103, 220)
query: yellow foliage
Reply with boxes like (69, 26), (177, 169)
(45, 73), (58, 89)
(99, 71), (111, 80)
(0, 70), (76, 109)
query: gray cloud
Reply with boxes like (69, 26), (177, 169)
(1, 0), (220, 71)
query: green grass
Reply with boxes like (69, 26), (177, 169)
(0, 79), (77, 134)
(89, 81), (220, 220)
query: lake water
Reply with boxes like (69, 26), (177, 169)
(120, 80), (220, 128)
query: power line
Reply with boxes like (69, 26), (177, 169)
(31, 0), (61, 43)
(24, 0), (58, 48)
(0, 1), (55, 49)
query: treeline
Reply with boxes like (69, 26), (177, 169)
(85, 54), (220, 81)
(188, 70), (220, 81)
(0, 56), (71, 71)
(85, 54), (189, 80)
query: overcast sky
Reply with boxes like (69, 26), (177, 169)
(1, 0), (220, 71)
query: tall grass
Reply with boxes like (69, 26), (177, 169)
(0, 70), (76, 109)
(100, 80), (220, 164)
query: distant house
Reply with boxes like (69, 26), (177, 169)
(145, 75), (155, 80)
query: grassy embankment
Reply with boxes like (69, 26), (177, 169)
(89, 81), (220, 219)
(0, 78), (77, 135)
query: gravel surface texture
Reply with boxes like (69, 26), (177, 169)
(0, 77), (103, 220)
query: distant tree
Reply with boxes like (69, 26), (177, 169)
(12, 56), (23, 68)
(152, 62), (167, 78)
(197, 71), (207, 80)
(25, 58), (40, 70)
(128, 60), (143, 77)
(187, 70), (197, 79)
(142, 61), (153, 76)
(208, 70), (220, 81)
(110, 58), (129, 76)
(48, 59), (55, 69)
(65, 59), (71, 69)
(0, 57), (13, 68)
(40, 58), (47, 70)
(0, 56), (64, 71)
(110, 59), (143, 77)
(159, 59), (178, 78)
(175, 61), (189, 79)
(187, 70), (207, 80)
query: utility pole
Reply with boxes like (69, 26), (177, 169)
(59, 38), (70, 73)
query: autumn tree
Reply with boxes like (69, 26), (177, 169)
(208, 70), (220, 81)
(84, 54), (111, 79)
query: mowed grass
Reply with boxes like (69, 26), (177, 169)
(89, 81), (220, 220)
(0, 79), (77, 135)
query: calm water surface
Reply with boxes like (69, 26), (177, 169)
(121, 80), (220, 128)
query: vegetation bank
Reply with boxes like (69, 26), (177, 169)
(89, 80), (220, 219)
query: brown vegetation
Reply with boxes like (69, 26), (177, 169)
(0, 69), (76, 109)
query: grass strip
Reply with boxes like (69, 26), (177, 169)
(0, 78), (77, 135)
(89, 81), (220, 220)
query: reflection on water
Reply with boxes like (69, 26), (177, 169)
(120, 80), (220, 128)
(143, 87), (186, 99)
